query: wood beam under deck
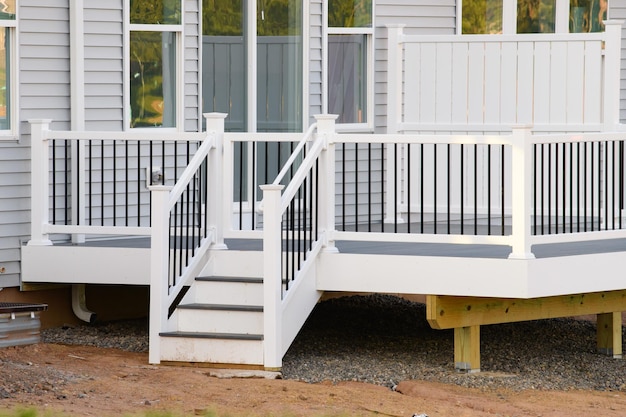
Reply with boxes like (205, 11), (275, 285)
(426, 291), (626, 372)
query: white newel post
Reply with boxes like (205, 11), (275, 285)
(315, 114), (338, 252)
(205, 113), (228, 249)
(221, 115), (235, 233)
(260, 184), (284, 370)
(602, 20), (624, 131)
(148, 185), (172, 364)
(508, 126), (535, 260)
(385, 24), (405, 224)
(27, 120), (53, 246)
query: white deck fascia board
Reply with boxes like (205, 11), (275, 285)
(318, 251), (626, 299)
(526, 251), (626, 298)
(316, 252), (529, 298)
(21, 245), (150, 285)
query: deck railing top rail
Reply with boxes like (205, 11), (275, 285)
(400, 31), (607, 43)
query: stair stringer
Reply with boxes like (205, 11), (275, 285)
(279, 260), (323, 357)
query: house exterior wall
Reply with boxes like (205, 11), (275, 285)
(0, 0), (70, 288)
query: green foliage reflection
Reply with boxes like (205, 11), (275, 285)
(462, 0), (503, 34)
(202, 0), (242, 36)
(130, 32), (176, 128)
(517, 0), (555, 33)
(130, 0), (181, 25)
(570, 0), (608, 32)
(257, 0), (302, 36)
(328, 0), (372, 28)
(202, 0), (303, 36)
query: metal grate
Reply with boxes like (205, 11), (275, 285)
(0, 303), (48, 314)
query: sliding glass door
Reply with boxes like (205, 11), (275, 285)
(202, 0), (303, 132)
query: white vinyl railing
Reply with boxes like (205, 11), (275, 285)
(27, 120), (208, 245)
(27, 114), (227, 364)
(386, 21), (623, 134)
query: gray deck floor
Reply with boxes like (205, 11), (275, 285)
(55, 235), (626, 259)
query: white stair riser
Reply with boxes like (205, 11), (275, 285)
(177, 309), (264, 334)
(203, 250), (264, 278)
(193, 281), (263, 306)
(160, 336), (264, 365)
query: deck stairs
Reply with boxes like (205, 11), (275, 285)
(159, 248), (268, 367)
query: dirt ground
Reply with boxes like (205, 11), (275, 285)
(2, 343), (626, 417)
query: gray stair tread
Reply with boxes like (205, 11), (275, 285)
(159, 331), (263, 341)
(196, 276), (262, 284)
(178, 303), (263, 312)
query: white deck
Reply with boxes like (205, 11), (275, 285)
(19, 24), (626, 369)
(22, 236), (626, 299)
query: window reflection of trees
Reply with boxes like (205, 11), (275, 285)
(130, 0), (181, 25)
(130, 32), (176, 128)
(570, 0), (608, 33)
(462, 0), (609, 34)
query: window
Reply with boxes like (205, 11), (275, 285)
(462, 0), (503, 34)
(570, 0), (608, 32)
(327, 0), (373, 127)
(517, 0), (556, 33)
(128, 0), (181, 129)
(202, 0), (303, 133)
(0, 0), (15, 136)
(461, 0), (608, 34)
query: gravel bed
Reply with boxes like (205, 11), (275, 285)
(41, 319), (149, 353)
(39, 294), (626, 392)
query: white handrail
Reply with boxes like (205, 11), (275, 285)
(272, 122), (318, 186)
(167, 132), (214, 209)
(47, 130), (206, 142)
(279, 137), (326, 214)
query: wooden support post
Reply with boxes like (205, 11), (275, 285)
(597, 312), (623, 359)
(427, 292), (626, 372)
(454, 325), (480, 373)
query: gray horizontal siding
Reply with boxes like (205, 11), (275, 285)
(20, 0), (70, 127)
(308, 0), (323, 124)
(84, 0), (123, 131)
(185, 0), (200, 131)
(2, 0), (72, 287)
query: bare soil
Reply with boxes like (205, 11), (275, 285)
(2, 343), (626, 417)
